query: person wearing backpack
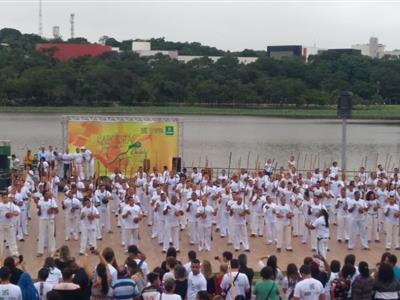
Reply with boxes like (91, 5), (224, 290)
(254, 267), (280, 300)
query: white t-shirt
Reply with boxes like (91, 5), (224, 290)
(196, 205), (214, 227)
(312, 216), (329, 238)
(108, 264), (118, 285)
(161, 294), (181, 300)
(46, 267), (62, 285)
(0, 202), (20, 226)
(220, 272), (250, 300)
(293, 278), (324, 300)
(230, 203), (248, 225)
(347, 199), (366, 220)
(34, 281), (54, 300)
(0, 283), (22, 300)
(81, 206), (99, 229)
(38, 199), (58, 220)
(122, 204), (142, 229)
(187, 272), (207, 300)
(384, 204), (400, 224)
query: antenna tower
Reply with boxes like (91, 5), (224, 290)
(70, 13), (75, 39)
(38, 0), (43, 36)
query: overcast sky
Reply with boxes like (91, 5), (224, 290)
(0, 0), (400, 51)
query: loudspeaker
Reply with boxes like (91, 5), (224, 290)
(172, 157), (181, 172)
(337, 91), (352, 118)
(143, 159), (150, 173)
(0, 155), (9, 172)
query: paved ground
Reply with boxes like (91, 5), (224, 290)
(12, 200), (387, 276)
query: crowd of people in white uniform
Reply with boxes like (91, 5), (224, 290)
(1, 146), (400, 263)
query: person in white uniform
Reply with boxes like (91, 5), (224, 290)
(335, 188), (349, 243)
(94, 184), (113, 236)
(383, 194), (400, 250)
(250, 189), (266, 237)
(365, 190), (380, 243)
(62, 190), (82, 241)
(80, 197), (99, 255)
(121, 195), (142, 251)
(306, 208), (330, 258)
(36, 191), (59, 256)
(347, 190), (369, 250)
(263, 195), (277, 245)
(73, 148), (84, 180)
(275, 194), (294, 252)
(0, 192), (20, 257)
(82, 146), (95, 179)
(163, 195), (183, 252)
(230, 194), (250, 252)
(196, 196), (216, 252)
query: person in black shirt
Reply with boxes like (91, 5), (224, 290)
(174, 265), (188, 300)
(238, 254), (254, 300)
(3, 257), (23, 285)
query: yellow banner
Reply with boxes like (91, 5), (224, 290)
(67, 120), (178, 176)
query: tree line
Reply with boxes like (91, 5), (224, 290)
(1, 27), (400, 106)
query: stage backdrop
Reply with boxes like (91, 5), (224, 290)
(63, 116), (181, 176)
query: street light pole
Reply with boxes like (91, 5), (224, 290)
(341, 117), (347, 179)
(337, 91), (352, 180)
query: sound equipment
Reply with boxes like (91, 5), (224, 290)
(337, 91), (352, 118)
(172, 157), (181, 172)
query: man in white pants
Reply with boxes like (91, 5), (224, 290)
(95, 184), (112, 237)
(275, 195), (294, 252)
(122, 195), (142, 251)
(186, 192), (200, 245)
(0, 193), (20, 257)
(163, 195), (183, 252)
(335, 188), (349, 242)
(74, 148), (84, 180)
(80, 197), (99, 255)
(135, 170), (148, 215)
(230, 195), (250, 252)
(14, 182), (30, 241)
(384, 194), (400, 250)
(36, 191), (59, 257)
(250, 189), (266, 237)
(62, 190), (82, 241)
(196, 196), (216, 252)
(347, 191), (369, 250)
(82, 146), (95, 179)
(263, 195), (277, 244)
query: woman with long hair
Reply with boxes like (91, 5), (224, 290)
(18, 272), (39, 300)
(306, 208), (330, 258)
(282, 263), (300, 300)
(266, 256), (283, 286)
(83, 251), (111, 300)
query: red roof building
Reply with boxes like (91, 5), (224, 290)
(36, 43), (112, 61)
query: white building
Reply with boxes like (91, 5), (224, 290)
(352, 37), (385, 58)
(131, 40), (258, 65)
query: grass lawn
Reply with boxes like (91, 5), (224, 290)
(1, 105), (400, 119)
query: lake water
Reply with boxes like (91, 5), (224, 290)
(1, 113), (399, 173)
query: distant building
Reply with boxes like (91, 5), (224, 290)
(36, 43), (112, 61)
(384, 49), (400, 57)
(319, 48), (362, 55)
(267, 45), (302, 59)
(352, 37), (385, 58)
(131, 40), (258, 64)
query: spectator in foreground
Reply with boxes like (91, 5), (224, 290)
(372, 263), (400, 300)
(293, 265), (324, 300)
(34, 268), (53, 300)
(174, 265), (188, 300)
(163, 278), (182, 300)
(254, 266), (279, 300)
(52, 268), (82, 300)
(351, 261), (374, 300)
(108, 266), (139, 300)
(18, 272), (39, 299)
(0, 266), (22, 299)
